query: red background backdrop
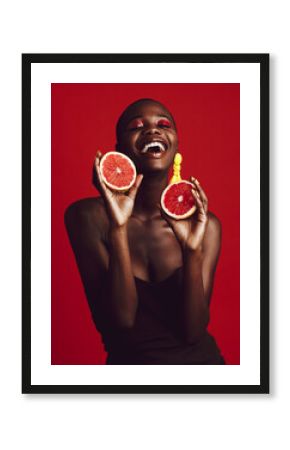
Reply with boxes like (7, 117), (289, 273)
(51, 83), (240, 365)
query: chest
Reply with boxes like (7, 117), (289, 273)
(127, 217), (183, 280)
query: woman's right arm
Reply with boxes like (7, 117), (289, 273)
(105, 223), (138, 328)
(65, 152), (143, 330)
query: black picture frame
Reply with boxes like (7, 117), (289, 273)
(22, 53), (269, 394)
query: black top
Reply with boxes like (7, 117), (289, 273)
(94, 267), (225, 365)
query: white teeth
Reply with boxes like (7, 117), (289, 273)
(141, 141), (166, 153)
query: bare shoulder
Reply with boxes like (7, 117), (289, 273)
(207, 211), (222, 234)
(203, 211), (222, 252)
(64, 197), (110, 284)
(64, 196), (109, 238)
(65, 196), (105, 221)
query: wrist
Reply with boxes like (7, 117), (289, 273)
(182, 245), (203, 259)
(109, 223), (128, 234)
(108, 225), (129, 250)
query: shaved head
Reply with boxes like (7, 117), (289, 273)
(116, 98), (176, 143)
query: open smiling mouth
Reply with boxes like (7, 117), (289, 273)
(140, 141), (168, 155)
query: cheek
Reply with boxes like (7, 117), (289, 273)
(120, 133), (138, 150)
(169, 133), (178, 147)
(128, 134), (139, 147)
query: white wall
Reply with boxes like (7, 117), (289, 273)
(0, 1), (287, 449)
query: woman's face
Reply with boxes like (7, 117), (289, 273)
(116, 101), (178, 174)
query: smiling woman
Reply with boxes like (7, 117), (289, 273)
(64, 98), (225, 365)
(116, 98), (177, 172)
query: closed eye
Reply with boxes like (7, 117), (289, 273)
(127, 119), (144, 131)
(129, 125), (143, 131)
(157, 119), (172, 128)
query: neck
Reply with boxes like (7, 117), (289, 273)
(133, 171), (168, 219)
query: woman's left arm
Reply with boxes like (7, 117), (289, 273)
(161, 177), (222, 344)
(181, 210), (221, 343)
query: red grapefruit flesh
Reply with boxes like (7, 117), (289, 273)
(100, 151), (137, 192)
(161, 180), (196, 220)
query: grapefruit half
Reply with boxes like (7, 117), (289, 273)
(100, 151), (137, 192)
(161, 180), (196, 220)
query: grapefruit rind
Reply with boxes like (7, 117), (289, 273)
(161, 180), (196, 220)
(100, 151), (137, 192)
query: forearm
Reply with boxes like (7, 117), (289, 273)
(180, 248), (209, 343)
(104, 225), (138, 328)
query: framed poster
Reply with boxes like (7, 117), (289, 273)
(22, 53), (269, 394)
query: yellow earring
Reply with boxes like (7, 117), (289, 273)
(169, 152), (182, 184)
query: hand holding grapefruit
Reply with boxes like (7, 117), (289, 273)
(160, 175), (209, 252)
(94, 150), (143, 228)
(161, 153), (196, 220)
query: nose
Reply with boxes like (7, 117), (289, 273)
(143, 124), (161, 135)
